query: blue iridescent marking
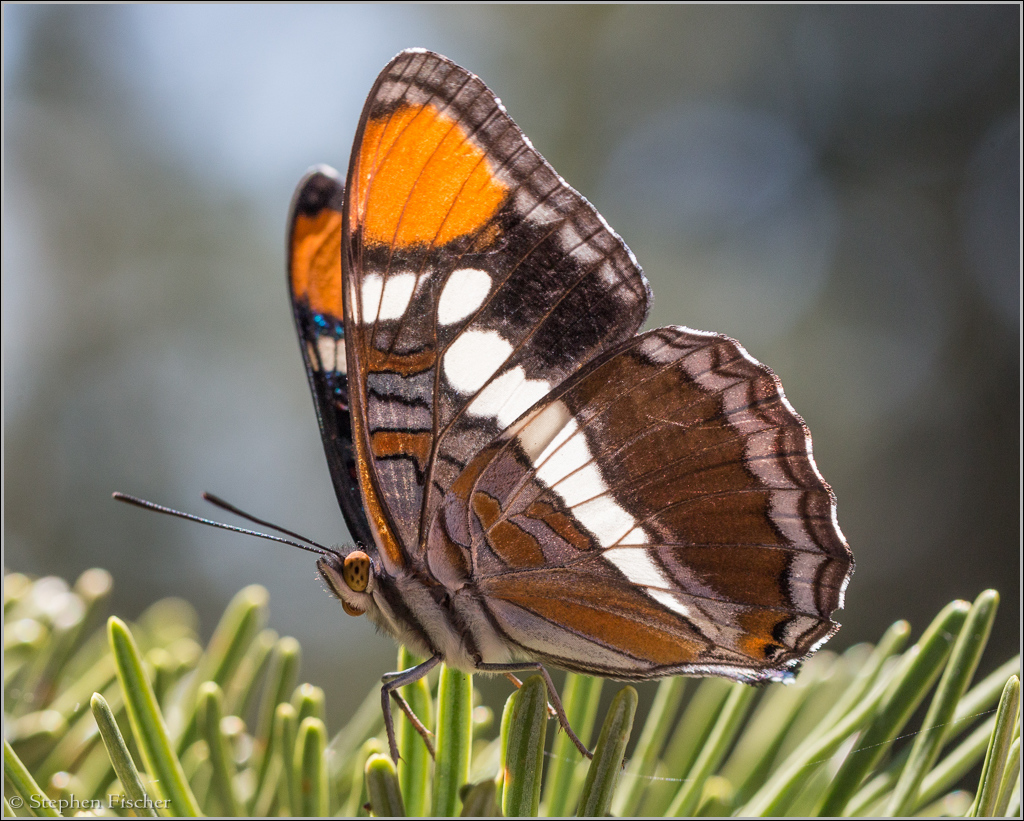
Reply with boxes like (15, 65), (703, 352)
(324, 372), (345, 396)
(313, 313), (344, 336)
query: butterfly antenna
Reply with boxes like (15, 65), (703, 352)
(200, 492), (330, 551)
(111, 492), (337, 557)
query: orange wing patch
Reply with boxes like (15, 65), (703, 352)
(353, 437), (407, 570)
(526, 500), (594, 553)
(290, 208), (343, 317)
(472, 492), (547, 569)
(736, 609), (791, 661)
(370, 430), (433, 474)
(484, 571), (706, 667)
(355, 103), (508, 247)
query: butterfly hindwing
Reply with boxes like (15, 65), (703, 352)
(341, 50), (652, 569)
(288, 167), (375, 549)
(428, 327), (852, 680)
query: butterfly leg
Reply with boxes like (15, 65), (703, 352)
(477, 662), (593, 760)
(504, 673), (559, 719)
(390, 690), (436, 759)
(381, 653), (442, 762)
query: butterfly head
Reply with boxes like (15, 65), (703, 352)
(317, 548), (375, 617)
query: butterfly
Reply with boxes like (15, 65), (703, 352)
(286, 48), (853, 761)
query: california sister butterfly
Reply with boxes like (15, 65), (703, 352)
(119, 48), (853, 763)
(284, 48), (853, 761)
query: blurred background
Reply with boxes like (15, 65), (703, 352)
(4, 6), (1020, 728)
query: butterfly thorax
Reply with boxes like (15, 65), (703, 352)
(317, 543), (516, 672)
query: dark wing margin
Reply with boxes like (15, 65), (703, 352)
(341, 49), (652, 562)
(429, 326), (854, 681)
(287, 166), (375, 549)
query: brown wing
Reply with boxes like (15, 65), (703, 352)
(428, 327), (853, 680)
(287, 166), (375, 549)
(341, 50), (651, 571)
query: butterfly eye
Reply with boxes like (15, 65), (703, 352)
(343, 551), (371, 592)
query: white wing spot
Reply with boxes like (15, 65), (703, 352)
(360, 274), (383, 324)
(535, 423), (590, 490)
(443, 330), (513, 395)
(466, 366), (550, 429)
(604, 548), (693, 619)
(360, 273), (418, 323)
(438, 268), (492, 325)
(603, 546), (665, 586)
(621, 527), (647, 544)
(337, 339), (347, 374)
(554, 464), (608, 508)
(378, 273), (418, 320)
(573, 495), (635, 546)
(516, 401), (572, 461)
(533, 423), (641, 548)
(648, 589), (694, 620)
(316, 336), (336, 372)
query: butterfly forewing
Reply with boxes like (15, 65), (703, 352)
(428, 326), (852, 680)
(342, 50), (652, 568)
(287, 167), (375, 549)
